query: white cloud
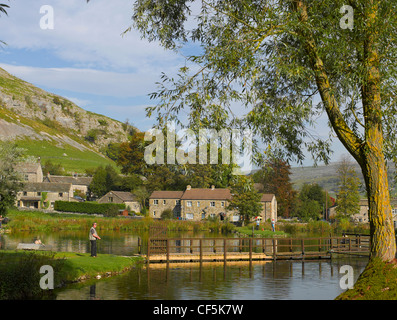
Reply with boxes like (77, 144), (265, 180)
(0, 63), (161, 98)
(2, 0), (181, 71)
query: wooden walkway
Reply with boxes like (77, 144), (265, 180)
(144, 235), (370, 264)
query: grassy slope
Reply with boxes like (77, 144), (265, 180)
(336, 258), (397, 300)
(0, 68), (122, 174)
(0, 104), (119, 173)
(15, 138), (118, 173)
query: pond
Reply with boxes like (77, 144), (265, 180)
(54, 257), (368, 300)
(0, 230), (369, 300)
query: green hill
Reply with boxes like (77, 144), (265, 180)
(0, 67), (132, 174)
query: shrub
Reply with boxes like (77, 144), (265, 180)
(0, 251), (65, 300)
(161, 209), (174, 220)
(54, 201), (125, 215)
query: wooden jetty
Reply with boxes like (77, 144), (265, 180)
(143, 234), (370, 264)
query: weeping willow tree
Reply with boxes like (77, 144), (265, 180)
(120, 0), (397, 261)
(0, 2), (9, 46)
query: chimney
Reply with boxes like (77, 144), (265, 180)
(211, 185), (215, 190)
(186, 185), (191, 190)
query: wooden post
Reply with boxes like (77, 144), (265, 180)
(301, 238), (305, 258)
(289, 238), (293, 252)
(272, 238), (276, 260)
(138, 237), (141, 254)
(147, 238), (151, 264)
(249, 238), (252, 262)
(200, 238), (203, 263)
(190, 239), (193, 254)
(166, 238), (170, 263)
(224, 238), (227, 264)
(239, 238), (242, 253)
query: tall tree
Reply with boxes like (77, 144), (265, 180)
(336, 155), (361, 219)
(0, 141), (24, 216)
(228, 176), (262, 225)
(254, 158), (297, 218)
(130, 0), (397, 261)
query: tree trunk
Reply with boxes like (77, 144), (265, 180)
(293, 0), (396, 261)
(360, 139), (396, 261)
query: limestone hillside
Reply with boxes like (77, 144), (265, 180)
(0, 67), (133, 173)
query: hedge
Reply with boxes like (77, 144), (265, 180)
(54, 201), (125, 215)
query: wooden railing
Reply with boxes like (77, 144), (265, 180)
(145, 234), (370, 263)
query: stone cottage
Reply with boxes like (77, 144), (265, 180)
(16, 182), (74, 210)
(149, 190), (184, 219)
(98, 191), (142, 213)
(14, 162), (43, 183)
(149, 185), (277, 222)
(43, 173), (92, 196)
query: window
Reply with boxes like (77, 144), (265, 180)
(221, 201), (225, 207)
(59, 193), (63, 197)
(109, 197), (113, 203)
(24, 175), (29, 181)
(163, 200), (166, 205)
(197, 201), (200, 207)
(37, 192), (41, 196)
(186, 213), (194, 220)
(210, 213), (216, 218)
(210, 201), (215, 207)
(232, 215), (240, 222)
(153, 211), (156, 217)
(201, 213), (205, 220)
(392, 209), (397, 216)
(23, 191), (27, 196)
(176, 200), (181, 205)
(153, 200), (158, 205)
(187, 201), (192, 207)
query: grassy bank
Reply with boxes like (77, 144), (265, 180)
(5, 209), (209, 233)
(336, 258), (397, 300)
(236, 225), (287, 237)
(0, 250), (143, 300)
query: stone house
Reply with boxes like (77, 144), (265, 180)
(149, 190), (184, 219)
(43, 173), (92, 196)
(328, 198), (397, 224)
(149, 185), (277, 222)
(16, 182), (74, 210)
(14, 162), (43, 183)
(98, 191), (142, 213)
(260, 194), (278, 222)
(180, 185), (235, 221)
(352, 199), (397, 224)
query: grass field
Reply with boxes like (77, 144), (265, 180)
(15, 138), (118, 174)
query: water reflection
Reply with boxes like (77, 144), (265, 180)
(55, 257), (368, 300)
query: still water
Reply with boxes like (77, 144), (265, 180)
(0, 230), (368, 300)
(55, 257), (367, 300)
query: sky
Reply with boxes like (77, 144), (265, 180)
(0, 0), (349, 167)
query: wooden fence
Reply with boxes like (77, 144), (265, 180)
(145, 234), (370, 263)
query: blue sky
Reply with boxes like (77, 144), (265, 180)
(0, 0), (348, 167)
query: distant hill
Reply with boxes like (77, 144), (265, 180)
(290, 161), (397, 197)
(0, 67), (133, 174)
